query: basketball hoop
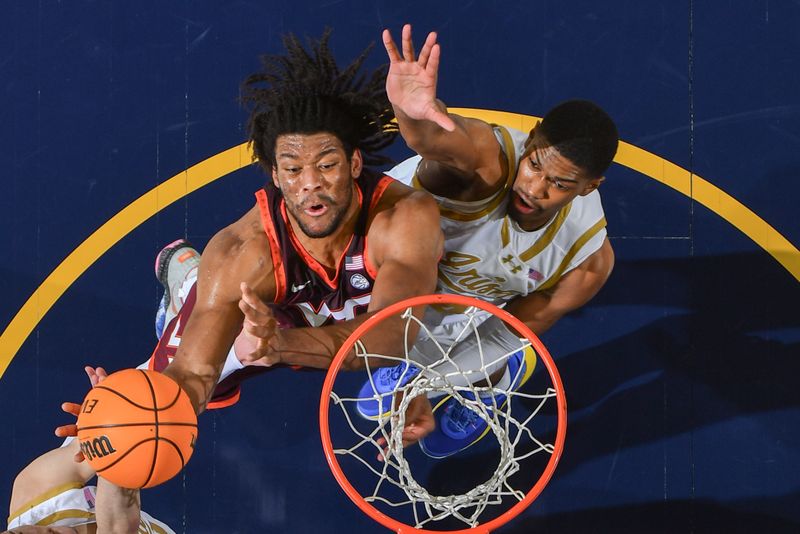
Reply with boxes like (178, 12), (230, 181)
(319, 294), (567, 533)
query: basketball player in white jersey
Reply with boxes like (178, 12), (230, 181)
(357, 25), (619, 458)
(6, 368), (173, 534)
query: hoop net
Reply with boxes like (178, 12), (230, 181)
(320, 294), (567, 533)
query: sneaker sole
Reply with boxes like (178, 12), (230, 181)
(420, 346), (537, 458)
(420, 395), (494, 459)
(154, 239), (192, 309)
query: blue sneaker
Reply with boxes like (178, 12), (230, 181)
(356, 362), (420, 419)
(154, 239), (200, 339)
(420, 346), (537, 459)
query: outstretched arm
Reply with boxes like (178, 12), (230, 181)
(161, 225), (267, 414)
(10, 365), (108, 515)
(8, 440), (96, 517)
(13, 367), (141, 534)
(384, 24), (505, 192)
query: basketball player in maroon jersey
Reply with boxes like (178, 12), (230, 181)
(143, 30), (442, 450)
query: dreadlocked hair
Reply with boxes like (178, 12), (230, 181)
(242, 28), (398, 171)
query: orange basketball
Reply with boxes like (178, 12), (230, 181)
(76, 368), (198, 489)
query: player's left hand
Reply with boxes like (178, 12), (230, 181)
(236, 282), (283, 366)
(376, 393), (435, 461)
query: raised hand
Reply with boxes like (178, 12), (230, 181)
(235, 282), (282, 366)
(383, 24), (455, 132)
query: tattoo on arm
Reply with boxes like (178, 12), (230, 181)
(122, 488), (139, 508)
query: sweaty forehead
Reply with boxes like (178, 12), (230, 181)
(526, 130), (588, 180)
(526, 129), (555, 156)
(274, 132), (344, 157)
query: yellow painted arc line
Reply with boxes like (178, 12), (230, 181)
(0, 109), (797, 379)
(0, 144), (249, 378)
(615, 141), (800, 275)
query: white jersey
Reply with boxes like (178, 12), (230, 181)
(7, 483), (174, 534)
(387, 125), (607, 307)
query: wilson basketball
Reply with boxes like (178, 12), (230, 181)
(76, 368), (198, 489)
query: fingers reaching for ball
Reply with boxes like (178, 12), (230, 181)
(85, 366), (109, 387)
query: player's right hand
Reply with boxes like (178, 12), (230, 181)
(383, 24), (455, 132)
(236, 282), (282, 366)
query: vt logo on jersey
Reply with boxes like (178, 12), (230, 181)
(295, 294), (371, 327)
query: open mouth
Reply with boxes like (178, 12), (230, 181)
(511, 191), (539, 214)
(304, 202), (329, 217)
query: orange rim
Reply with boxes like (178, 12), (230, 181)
(319, 293), (567, 534)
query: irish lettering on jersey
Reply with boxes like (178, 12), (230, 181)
(438, 251), (517, 300)
(388, 125), (608, 306)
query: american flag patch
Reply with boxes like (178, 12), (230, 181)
(345, 254), (364, 271)
(528, 268), (544, 282)
(84, 487), (96, 509)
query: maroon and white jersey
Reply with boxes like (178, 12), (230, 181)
(142, 171), (394, 409)
(257, 171), (394, 328)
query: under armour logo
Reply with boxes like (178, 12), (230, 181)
(501, 254), (523, 274)
(291, 281), (312, 293)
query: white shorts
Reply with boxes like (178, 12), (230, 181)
(402, 306), (527, 390)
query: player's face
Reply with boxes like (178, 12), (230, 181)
(508, 128), (603, 231)
(272, 132), (362, 238)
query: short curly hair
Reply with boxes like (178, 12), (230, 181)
(539, 100), (619, 178)
(242, 29), (398, 171)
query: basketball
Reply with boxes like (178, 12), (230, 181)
(76, 369), (198, 489)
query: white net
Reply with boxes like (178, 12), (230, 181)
(326, 303), (562, 531)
